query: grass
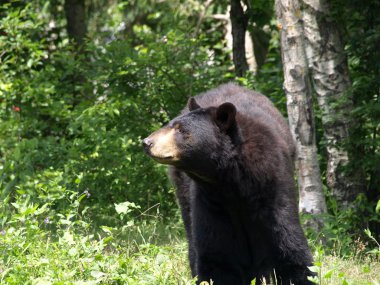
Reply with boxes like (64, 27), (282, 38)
(316, 255), (380, 285)
(0, 215), (195, 285)
(1, 207), (379, 285)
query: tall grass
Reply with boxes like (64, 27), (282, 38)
(1, 197), (379, 284)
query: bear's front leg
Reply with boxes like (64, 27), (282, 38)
(191, 189), (252, 285)
(196, 265), (246, 285)
(271, 213), (315, 285)
(275, 264), (316, 285)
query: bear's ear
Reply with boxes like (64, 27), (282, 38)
(215, 102), (236, 132)
(187, 98), (201, 111)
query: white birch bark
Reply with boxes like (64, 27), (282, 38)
(301, 0), (364, 208)
(275, 0), (327, 223)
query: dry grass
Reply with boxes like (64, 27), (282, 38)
(316, 254), (380, 285)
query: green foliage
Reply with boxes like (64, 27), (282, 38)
(1, 0), (380, 283)
(307, 246), (380, 285)
(1, 194), (379, 284)
(364, 229), (380, 259)
(331, 0), (380, 198)
(304, 194), (380, 258)
(0, 191), (194, 284)
(0, 1), (230, 227)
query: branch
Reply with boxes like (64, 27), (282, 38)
(193, 0), (214, 38)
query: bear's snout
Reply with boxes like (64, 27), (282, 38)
(142, 128), (180, 164)
(142, 137), (153, 154)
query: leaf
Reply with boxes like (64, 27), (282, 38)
(34, 203), (49, 215)
(78, 193), (87, 203)
(11, 202), (20, 209)
(27, 58), (33, 68)
(307, 276), (319, 284)
(376, 199), (380, 213)
(61, 231), (75, 245)
(101, 226), (113, 234)
(90, 271), (106, 279)
(308, 265), (320, 273)
(68, 247), (77, 256)
(364, 228), (373, 239)
(114, 201), (140, 215)
(323, 269), (334, 279)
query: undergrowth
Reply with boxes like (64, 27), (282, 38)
(0, 195), (194, 284)
(1, 193), (379, 285)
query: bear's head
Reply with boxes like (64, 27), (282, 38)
(142, 98), (238, 174)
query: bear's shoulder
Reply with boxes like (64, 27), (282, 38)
(190, 83), (295, 158)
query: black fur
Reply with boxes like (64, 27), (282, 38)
(151, 84), (314, 284)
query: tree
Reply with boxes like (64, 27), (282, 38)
(64, 0), (88, 106)
(230, 0), (249, 76)
(275, 0), (327, 227)
(64, 0), (87, 48)
(301, 0), (364, 209)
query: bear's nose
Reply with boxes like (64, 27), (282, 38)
(142, 137), (153, 153)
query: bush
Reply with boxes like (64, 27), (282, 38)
(0, 2), (232, 227)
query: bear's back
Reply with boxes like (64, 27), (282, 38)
(185, 83), (295, 157)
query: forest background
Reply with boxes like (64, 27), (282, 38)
(0, 0), (379, 284)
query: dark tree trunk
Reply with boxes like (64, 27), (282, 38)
(64, 0), (87, 48)
(230, 0), (249, 77)
(250, 27), (270, 70)
(64, 0), (88, 106)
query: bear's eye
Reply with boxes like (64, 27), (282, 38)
(176, 127), (185, 134)
(173, 123), (184, 133)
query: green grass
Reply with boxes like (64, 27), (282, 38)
(1, 215), (379, 285)
(0, 219), (193, 285)
(315, 255), (380, 285)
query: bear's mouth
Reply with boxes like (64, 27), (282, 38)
(151, 155), (179, 164)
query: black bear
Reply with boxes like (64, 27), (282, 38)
(143, 83), (314, 285)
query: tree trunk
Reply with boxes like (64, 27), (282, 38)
(301, 0), (364, 209)
(275, 0), (327, 227)
(214, 12), (258, 73)
(230, 0), (249, 77)
(64, 0), (88, 106)
(64, 0), (87, 48)
(250, 26), (270, 70)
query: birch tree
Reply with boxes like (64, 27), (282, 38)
(275, 0), (327, 224)
(301, 0), (364, 208)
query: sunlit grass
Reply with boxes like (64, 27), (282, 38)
(1, 208), (379, 285)
(317, 255), (380, 285)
